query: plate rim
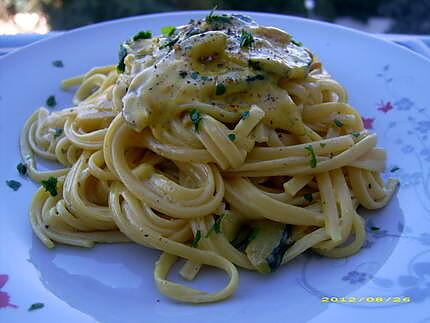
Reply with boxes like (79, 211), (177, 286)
(1, 10), (430, 66)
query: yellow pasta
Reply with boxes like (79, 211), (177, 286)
(20, 12), (398, 303)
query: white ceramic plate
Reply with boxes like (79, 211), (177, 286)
(1, 10), (430, 323)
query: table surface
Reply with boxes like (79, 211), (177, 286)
(1, 32), (430, 59)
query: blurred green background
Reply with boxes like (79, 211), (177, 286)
(1, 0), (430, 34)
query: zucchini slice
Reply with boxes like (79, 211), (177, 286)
(245, 221), (293, 273)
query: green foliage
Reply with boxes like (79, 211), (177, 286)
(38, 0), (217, 30)
(5, 0), (430, 34)
(380, 0), (430, 34)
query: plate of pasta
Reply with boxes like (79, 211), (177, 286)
(1, 9), (430, 323)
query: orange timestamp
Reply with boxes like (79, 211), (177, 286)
(320, 296), (411, 303)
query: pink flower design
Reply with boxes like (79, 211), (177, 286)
(362, 117), (375, 129)
(0, 275), (17, 309)
(377, 100), (394, 113)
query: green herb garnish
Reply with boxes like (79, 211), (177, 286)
(17, 163), (27, 176)
(28, 303), (44, 311)
(305, 145), (317, 168)
(52, 60), (63, 67)
(215, 83), (226, 95)
(191, 230), (201, 247)
(132, 30), (152, 41)
(240, 29), (254, 48)
(319, 142), (327, 148)
(351, 131), (361, 138)
(241, 111), (250, 120)
(247, 227), (259, 243)
(46, 95), (56, 108)
(334, 119), (343, 127)
(53, 128), (63, 139)
(231, 225), (259, 251)
(190, 71), (199, 80)
(41, 177), (58, 197)
(228, 133), (236, 141)
(390, 166), (400, 172)
(189, 109), (202, 132)
(206, 214), (225, 238)
(6, 180), (21, 191)
(161, 26), (176, 37)
(304, 193), (313, 202)
(291, 39), (303, 46)
(206, 6), (232, 27)
(117, 43), (127, 73)
(370, 226), (380, 231)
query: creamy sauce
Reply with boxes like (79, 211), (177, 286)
(120, 14), (313, 135)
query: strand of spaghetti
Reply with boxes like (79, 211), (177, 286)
(142, 129), (214, 163)
(315, 169), (354, 250)
(224, 177), (324, 225)
(226, 133), (377, 176)
(63, 118), (108, 150)
(347, 167), (399, 209)
(108, 117), (224, 217)
(314, 211), (365, 258)
(110, 183), (239, 303)
(316, 172), (341, 241)
(20, 109), (69, 181)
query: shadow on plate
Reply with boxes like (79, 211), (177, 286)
(28, 195), (404, 322)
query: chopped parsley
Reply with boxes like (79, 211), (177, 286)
(370, 226), (380, 231)
(17, 163), (27, 176)
(304, 193), (313, 202)
(132, 30), (152, 41)
(190, 71), (199, 80)
(228, 133), (236, 141)
(232, 225), (259, 251)
(179, 71), (188, 78)
(215, 83), (226, 95)
(247, 227), (259, 243)
(52, 60), (64, 67)
(159, 36), (179, 49)
(189, 109), (202, 132)
(206, 214), (225, 238)
(241, 111), (250, 120)
(53, 128), (63, 139)
(28, 303), (44, 311)
(291, 39), (303, 46)
(46, 95), (57, 108)
(41, 177), (58, 197)
(334, 119), (343, 127)
(6, 180), (21, 191)
(240, 30), (254, 48)
(390, 166), (400, 173)
(191, 230), (201, 247)
(305, 145), (317, 168)
(117, 43), (127, 73)
(319, 142), (327, 148)
(351, 131), (361, 138)
(161, 26), (176, 37)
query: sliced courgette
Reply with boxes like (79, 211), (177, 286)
(248, 42), (312, 79)
(245, 221), (293, 273)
